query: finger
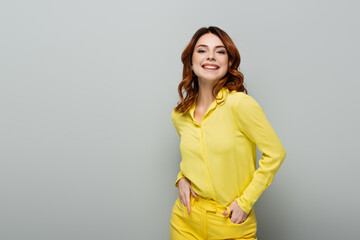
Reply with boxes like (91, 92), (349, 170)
(180, 192), (187, 206)
(231, 212), (237, 223)
(236, 216), (247, 224)
(190, 188), (198, 198)
(222, 205), (231, 216)
(236, 218), (244, 224)
(180, 198), (185, 206)
(185, 193), (191, 214)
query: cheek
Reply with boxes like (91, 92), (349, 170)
(221, 61), (229, 71)
(220, 56), (229, 67)
(192, 54), (201, 64)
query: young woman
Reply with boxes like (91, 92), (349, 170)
(169, 26), (287, 240)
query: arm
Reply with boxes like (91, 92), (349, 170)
(234, 94), (287, 214)
(171, 109), (184, 188)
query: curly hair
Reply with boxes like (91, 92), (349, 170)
(174, 26), (248, 113)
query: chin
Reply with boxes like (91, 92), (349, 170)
(197, 76), (222, 83)
(201, 73), (227, 81)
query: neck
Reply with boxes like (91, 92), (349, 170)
(196, 79), (217, 106)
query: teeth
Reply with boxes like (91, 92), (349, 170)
(203, 65), (218, 69)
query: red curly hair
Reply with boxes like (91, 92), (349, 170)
(174, 26), (248, 113)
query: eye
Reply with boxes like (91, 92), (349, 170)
(197, 50), (205, 53)
(218, 50), (226, 54)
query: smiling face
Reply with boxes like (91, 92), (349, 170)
(191, 33), (229, 85)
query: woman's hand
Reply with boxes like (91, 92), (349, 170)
(222, 200), (248, 224)
(178, 177), (198, 214)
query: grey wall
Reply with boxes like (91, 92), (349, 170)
(1, 0), (359, 239)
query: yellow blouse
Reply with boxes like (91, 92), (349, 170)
(171, 86), (287, 214)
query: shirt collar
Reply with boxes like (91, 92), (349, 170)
(189, 86), (229, 123)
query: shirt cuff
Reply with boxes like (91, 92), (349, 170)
(235, 197), (252, 215)
(175, 171), (185, 188)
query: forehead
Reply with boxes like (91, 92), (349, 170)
(195, 33), (224, 47)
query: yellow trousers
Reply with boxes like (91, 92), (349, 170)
(169, 195), (257, 240)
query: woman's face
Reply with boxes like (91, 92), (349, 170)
(191, 33), (229, 84)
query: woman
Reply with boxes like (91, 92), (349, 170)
(169, 26), (287, 240)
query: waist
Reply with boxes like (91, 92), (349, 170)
(189, 195), (254, 217)
(190, 195), (230, 215)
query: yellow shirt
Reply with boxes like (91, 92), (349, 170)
(171, 86), (286, 214)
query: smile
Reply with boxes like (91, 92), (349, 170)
(202, 65), (219, 71)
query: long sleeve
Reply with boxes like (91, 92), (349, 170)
(233, 94), (287, 214)
(175, 171), (185, 188)
(171, 109), (181, 138)
(171, 109), (185, 188)
(170, 87), (287, 213)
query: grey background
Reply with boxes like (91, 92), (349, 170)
(1, 0), (359, 239)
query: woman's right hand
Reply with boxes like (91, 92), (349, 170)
(178, 177), (198, 214)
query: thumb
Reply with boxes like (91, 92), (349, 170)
(222, 206), (232, 216)
(190, 187), (198, 198)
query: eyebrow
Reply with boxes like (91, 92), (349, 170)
(196, 44), (226, 49)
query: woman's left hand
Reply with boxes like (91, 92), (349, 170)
(222, 200), (248, 224)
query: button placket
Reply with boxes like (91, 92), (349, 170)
(200, 123), (217, 201)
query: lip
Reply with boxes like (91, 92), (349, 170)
(202, 63), (220, 71)
(202, 63), (220, 68)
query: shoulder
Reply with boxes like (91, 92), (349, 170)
(171, 108), (177, 122)
(171, 108), (185, 123)
(227, 90), (261, 111)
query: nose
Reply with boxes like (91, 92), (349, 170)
(207, 51), (215, 61)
